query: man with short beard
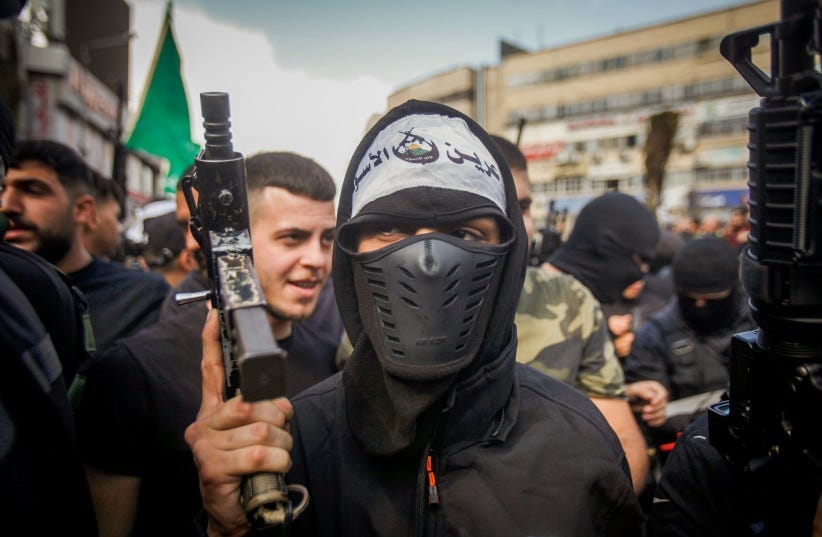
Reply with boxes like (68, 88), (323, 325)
(1, 140), (169, 352)
(75, 151), (341, 537)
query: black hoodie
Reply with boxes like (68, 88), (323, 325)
(550, 191), (660, 306)
(282, 100), (643, 536)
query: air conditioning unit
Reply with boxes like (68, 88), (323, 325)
(555, 151), (571, 165)
(679, 136), (697, 154)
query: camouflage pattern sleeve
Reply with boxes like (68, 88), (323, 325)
(515, 268), (626, 398)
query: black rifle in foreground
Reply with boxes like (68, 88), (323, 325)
(708, 0), (821, 531)
(179, 91), (309, 529)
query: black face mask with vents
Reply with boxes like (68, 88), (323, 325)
(678, 290), (738, 334)
(333, 100), (528, 458)
(349, 232), (511, 380)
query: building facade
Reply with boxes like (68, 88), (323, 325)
(0, 0), (162, 206)
(387, 0), (778, 230)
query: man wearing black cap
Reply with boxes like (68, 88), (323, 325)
(75, 151), (341, 537)
(83, 169), (125, 260)
(623, 236), (755, 444)
(647, 238), (818, 536)
(186, 100), (642, 536)
(142, 209), (196, 287)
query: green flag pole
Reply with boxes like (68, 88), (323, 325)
(125, 1), (199, 196)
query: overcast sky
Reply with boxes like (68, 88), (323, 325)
(125, 0), (752, 184)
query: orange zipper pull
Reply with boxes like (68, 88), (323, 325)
(426, 454), (440, 505)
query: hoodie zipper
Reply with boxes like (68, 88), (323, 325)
(416, 407), (447, 537)
(415, 440), (434, 537)
(426, 452), (440, 505)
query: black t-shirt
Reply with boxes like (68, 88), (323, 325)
(69, 257), (169, 353)
(159, 270), (209, 321)
(75, 301), (340, 537)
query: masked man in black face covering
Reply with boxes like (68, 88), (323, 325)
(548, 192), (659, 360)
(186, 100), (643, 536)
(623, 237), (755, 446)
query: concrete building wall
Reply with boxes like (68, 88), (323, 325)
(5, 0), (162, 203)
(389, 66), (476, 118)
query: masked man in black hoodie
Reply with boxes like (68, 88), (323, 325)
(186, 100), (643, 536)
(624, 236), (755, 446)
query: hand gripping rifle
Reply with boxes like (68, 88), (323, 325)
(180, 92), (309, 529)
(708, 0), (821, 528)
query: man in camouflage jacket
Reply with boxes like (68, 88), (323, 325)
(491, 135), (667, 495)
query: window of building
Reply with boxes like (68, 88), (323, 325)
(504, 32), (740, 89)
(696, 167), (747, 183)
(556, 176), (583, 193)
(506, 75), (750, 126)
(665, 170), (696, 188)
(698, 117), (748, 137)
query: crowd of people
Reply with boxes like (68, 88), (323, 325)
(1, 90), (819, 536)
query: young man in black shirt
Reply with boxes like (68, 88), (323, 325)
(75, 151), (341, 537)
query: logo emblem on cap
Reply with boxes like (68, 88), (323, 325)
(393, 128), (439, 164)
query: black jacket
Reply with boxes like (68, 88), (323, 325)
(286, 343), (643, 536)
(624, 298), (755, 402)
(0, 245), (97, 535)
(280, 100), (643, 536)
(650, 415), (821, 537)
(624, 297), (755, 444)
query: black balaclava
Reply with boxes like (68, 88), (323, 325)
(673, 236), (741, 333)
(548, 191), (659, 304)
(334, 100), (528, 458)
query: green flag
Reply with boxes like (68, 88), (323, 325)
(126, 2), (199, 195)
